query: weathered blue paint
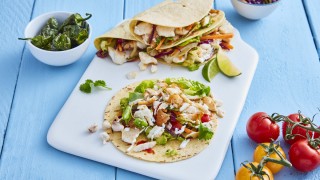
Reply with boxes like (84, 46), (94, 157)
(0, 0), (34, 154)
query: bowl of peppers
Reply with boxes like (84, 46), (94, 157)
(20, 11), (92, 66)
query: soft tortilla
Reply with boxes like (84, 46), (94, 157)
(129, 0), (226, 49)
(131, 0), (213, 28)
(104, 80), (218, 162)
(94, 20), (136, 50)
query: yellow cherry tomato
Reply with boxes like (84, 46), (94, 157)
(236, 162), (274, 180)
(253, 143), (286, 174)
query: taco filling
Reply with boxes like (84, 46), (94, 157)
(131, 9), (234, 71)
(103, 78), (223, 162)
(96, 38), (146, 64)
(132, 10), (226, 48)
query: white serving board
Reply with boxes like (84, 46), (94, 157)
(47, 30), (258, 180)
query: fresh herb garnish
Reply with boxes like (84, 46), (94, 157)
(79, 79), (111, 93)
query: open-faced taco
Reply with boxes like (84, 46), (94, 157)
(129, 0), (234, 71)
(103, 78), (223, 162)
(94, 20), (146, 64)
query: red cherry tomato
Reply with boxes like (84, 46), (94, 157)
(246, 112), (280, 143)
(201, 114), (210, 122)
(282, 113), (320, 145)
(289, 139), (320, 172)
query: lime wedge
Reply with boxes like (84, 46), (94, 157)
(217, 51), (241, 77)
(202, 57), (220, 82)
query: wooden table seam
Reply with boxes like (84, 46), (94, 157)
(0, 0), (36, 158)
(302, 0), (320, 59)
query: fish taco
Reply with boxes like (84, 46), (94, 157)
(94, 20), (146, 64)
(129, 0), (234, 71)
(103, 78), (223, 162)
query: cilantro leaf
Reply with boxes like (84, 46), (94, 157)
(79, 80), (92, 93)
(86, 79), (93, 84)
(94, 80), (106, 87)
(79, 79), (111, 93)
(198, 123), (214, 140)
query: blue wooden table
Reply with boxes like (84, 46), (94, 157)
(1, 0), (319, 179)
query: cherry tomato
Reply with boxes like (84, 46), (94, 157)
(289, 139), (320, 172)
(246, 112), (280, 143)
(236, 162), (274, 180)
(201, 114), (210, 122)
(282, 113), (320, 145)
(253, 143), (286, 174)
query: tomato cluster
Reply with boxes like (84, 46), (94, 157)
(246, 112), (320, 173)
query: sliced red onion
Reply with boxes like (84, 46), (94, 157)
(96, 50), (108, 58)
(153, 49), (175, 58)
(148, 25), (156, 44)
(170, 112), (177, 123)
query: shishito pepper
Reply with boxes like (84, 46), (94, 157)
(52, 33), (71, 51)
(19, 13), (91, 51)
(59, 13), (92, 31)
(41, 25), (58, 37)
(63, 25), (89, 47)
(40, 17), (59, 38)
(18, 35), (53, 50)
(47, 17), (59, 29)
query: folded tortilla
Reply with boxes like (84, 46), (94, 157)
(94, 20), (136, 50)
(129, 0), (226, 49)
(104, 79), (219, 162)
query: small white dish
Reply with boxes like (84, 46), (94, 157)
(231, 0), (281, 20)
(23, 11), (91, 66)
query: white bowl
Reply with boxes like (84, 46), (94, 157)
(24, 11), (91, 66)
(231, 0), (281, 20)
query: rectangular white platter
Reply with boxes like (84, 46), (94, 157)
(47, 29), (258, 180)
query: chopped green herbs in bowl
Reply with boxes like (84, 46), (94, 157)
(20, 12), (92, 66)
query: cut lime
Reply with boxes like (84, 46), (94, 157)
(217, 51), (241, 77)
(202, 57), (220, 82)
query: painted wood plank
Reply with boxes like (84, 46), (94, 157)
(216, 0), (320, 179)
(0, 0), (124, 179)
(117, 0), (235, 179)
(303, 0), (320, 56)
(0, 0), (34, 153)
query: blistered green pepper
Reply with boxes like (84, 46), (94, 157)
(47, 17), (59, 29)
(41, 25), (58, 37)
(52, 33), (71, 51)
(59, 13), (92, 31)
(63, 25), (88, 46)
(40, 17), (59, 37)
(18, 35), (53, 50)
